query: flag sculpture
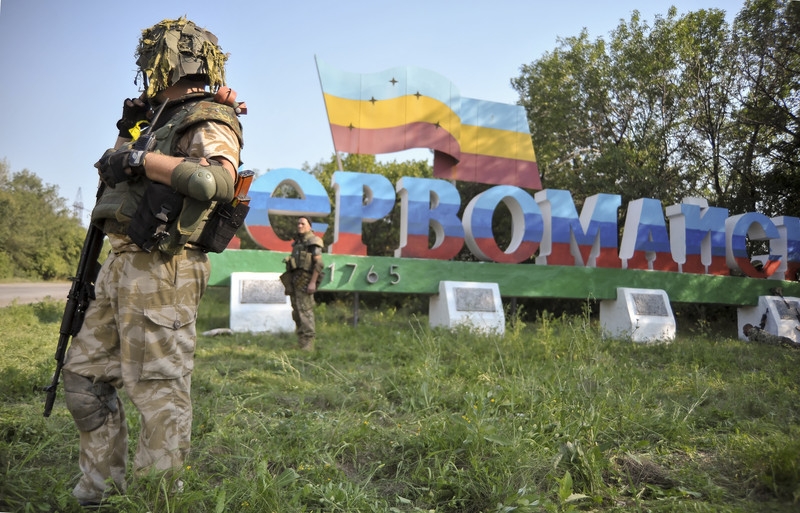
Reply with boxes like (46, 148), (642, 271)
(316, 58), (541, 190)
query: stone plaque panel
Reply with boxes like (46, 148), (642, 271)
(773, 299), (800, 320)
(240, 279), (286, 304)
(455, 287), (496, 312)
(632, 293), (669, 317)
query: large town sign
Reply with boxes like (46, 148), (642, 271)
(209, 60), (800, 306)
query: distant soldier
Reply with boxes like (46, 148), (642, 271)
(742, 324), (799, 349)
(283, 216), (324, 350)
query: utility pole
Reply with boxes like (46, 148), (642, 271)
(73, 188), (85, 226)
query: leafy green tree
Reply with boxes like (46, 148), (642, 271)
(729, 0), (800, 217)
(670, 8), (739, 208)
(511, 1), (799, 220)
(512, 8), (727, 209)
(0, 159), (85, 280)
(511, 29), (609, 202)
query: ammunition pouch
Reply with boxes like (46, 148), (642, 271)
(128, 182), (184, 252)
(194, 200), (250, 253)
(294, 270), (311, 292)
(157, 196), (213, 255)
(279, 271), (294, 295)
(63, 370), (119, 432)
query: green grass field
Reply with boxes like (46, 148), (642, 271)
(1, 289), (799, 512)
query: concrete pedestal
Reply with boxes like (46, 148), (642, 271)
(429, 281), (504, 335)
(600, 287), (675, 343)
(229, 272), (295, 333)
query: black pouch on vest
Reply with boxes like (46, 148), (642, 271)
(128, 183), (184, 252)
(195, 200), (250, 253)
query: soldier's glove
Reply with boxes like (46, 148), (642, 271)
(115, 98), (150, 139)
(95, 148), (147, 188)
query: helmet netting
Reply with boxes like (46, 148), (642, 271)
(136, 17), (228, 98)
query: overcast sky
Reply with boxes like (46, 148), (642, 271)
(0, 0), (742, 225)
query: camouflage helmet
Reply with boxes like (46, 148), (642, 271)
(135, 17), (228, 98)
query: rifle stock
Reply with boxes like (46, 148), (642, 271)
(43, 192), (106, 417)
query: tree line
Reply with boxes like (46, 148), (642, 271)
(4, 0), (797, 281)
(512, 0), (798, 219)
(0, 159), (85, 280)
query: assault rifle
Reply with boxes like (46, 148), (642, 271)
(42, 100), (168, 417)
(42, 191), (105, 417)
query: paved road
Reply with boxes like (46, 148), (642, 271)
(0, 282), (72, 308)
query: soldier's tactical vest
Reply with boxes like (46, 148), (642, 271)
(91, 94), (243, 254)
(287, 233), (324, 273)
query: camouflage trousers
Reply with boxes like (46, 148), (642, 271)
(63, 246), (210, 503)
(289, 272), (316, 349)
(747, 328), (799, 349)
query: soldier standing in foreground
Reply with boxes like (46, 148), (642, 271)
(60, 17), (244, 508)
(284, 216), (324, 351)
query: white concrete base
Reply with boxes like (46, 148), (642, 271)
(737, 295), (800, 342)
(600, 287), (675, 343)
(429, 281), (504, 335)
(229, 272), (295, 333)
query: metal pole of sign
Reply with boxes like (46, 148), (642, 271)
(510, 297), (517, 326)
(353, 292), (359, 328)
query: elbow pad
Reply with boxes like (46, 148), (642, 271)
(170, 158), (235, 202)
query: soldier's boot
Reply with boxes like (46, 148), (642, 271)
(298, 337), (315, 351)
